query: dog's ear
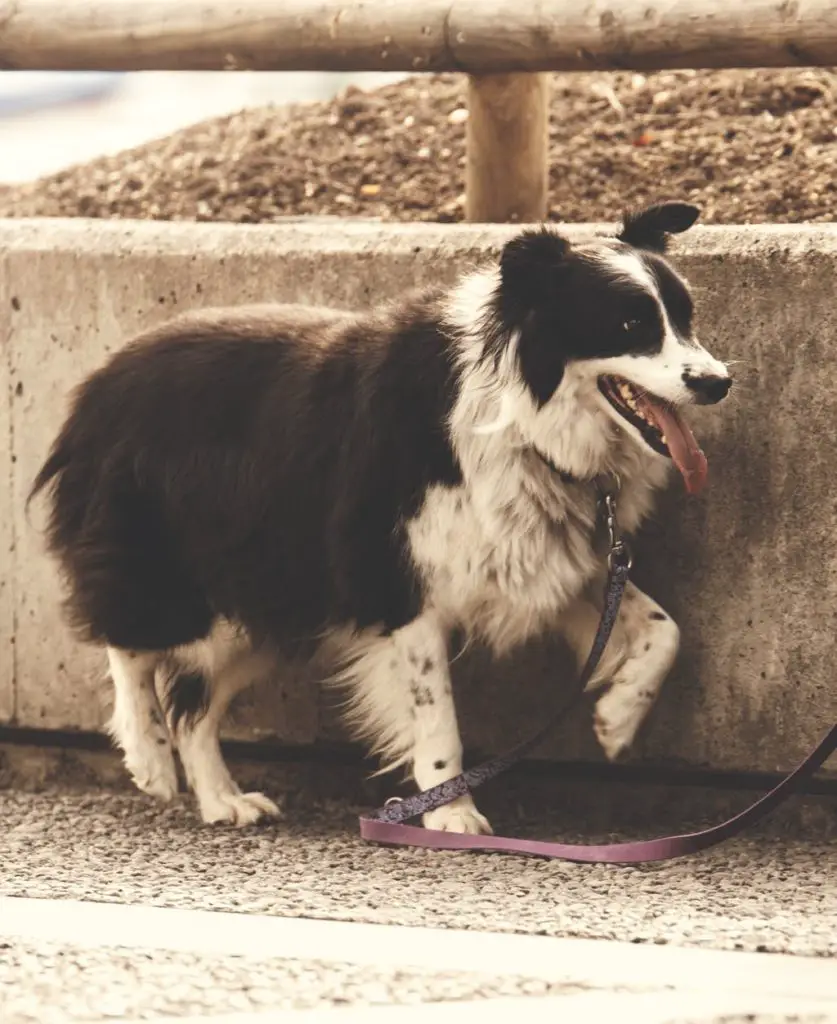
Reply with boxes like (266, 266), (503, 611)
(499, 228), (571, 312)
(618, 202), (700, 253)
(495, 229), (572, 408)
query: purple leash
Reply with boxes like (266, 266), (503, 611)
(360, 490), (837, 864)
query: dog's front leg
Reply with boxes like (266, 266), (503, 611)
(561, 583), (680, 759)
(341, 612), (492, 834)
(402, 614), (492, 836)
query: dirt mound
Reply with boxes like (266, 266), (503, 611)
(1, 69), (837, 224)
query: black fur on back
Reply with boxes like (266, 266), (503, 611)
(30, 297), (463, 655)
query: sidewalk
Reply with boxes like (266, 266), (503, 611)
(1, 777), (835, 1022)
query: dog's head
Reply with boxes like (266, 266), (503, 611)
(484, 201), (731, 494)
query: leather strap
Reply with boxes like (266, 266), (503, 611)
(360, 722), (837, 863)
(360, 491), (837, 863)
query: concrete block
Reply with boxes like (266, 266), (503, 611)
(5, 220), (328, 742)
(0, 250), (13, 723)
(1, 218), (835, 774)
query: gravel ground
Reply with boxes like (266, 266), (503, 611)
(0, 939), (569, 1023)
(1, 69), (837, 224)
(1, 789), (834, 959)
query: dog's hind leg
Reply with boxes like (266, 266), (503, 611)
(561, 583), (680, 759)
(171, 652), (282, 827)
(336, 612), (492, 835)
(106, 646), (178, 801)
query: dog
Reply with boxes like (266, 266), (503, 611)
(30, 201), (731, 834)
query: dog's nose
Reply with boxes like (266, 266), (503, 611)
(682, 372), (732, 405)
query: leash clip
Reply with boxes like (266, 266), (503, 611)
(603, 491), (633, 572)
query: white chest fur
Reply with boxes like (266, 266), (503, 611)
(407, 442), (667, 655)
(407, 479), (592, 652)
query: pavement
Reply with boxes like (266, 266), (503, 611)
(0, 924), (574, 1022)
(0, 757), (835, 1023)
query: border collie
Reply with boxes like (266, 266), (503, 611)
(31, 201), (731, 835)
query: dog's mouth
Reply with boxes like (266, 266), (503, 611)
(598, 375), (708, 495)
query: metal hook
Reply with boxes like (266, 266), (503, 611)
(602, 490), (633, 572)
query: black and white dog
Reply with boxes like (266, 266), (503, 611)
(31, 201), (731, 835)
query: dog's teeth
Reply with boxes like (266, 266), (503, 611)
(619, 382), (637, 408)
(660, 433), (668, 445)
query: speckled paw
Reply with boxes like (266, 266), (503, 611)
(124, 746), (179, 802)
(423, 797), (493, 835)
(593, 684), (648, 761)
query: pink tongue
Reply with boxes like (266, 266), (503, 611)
(638, 395), (708, 495)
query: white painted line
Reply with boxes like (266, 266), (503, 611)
(1, 896), (834, 1004)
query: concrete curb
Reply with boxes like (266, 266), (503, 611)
(1, 217), (836, 775)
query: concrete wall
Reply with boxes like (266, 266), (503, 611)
(0, 251), (12, 725)
(1, 217), (835, 775)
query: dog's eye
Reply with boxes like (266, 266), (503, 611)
(622, 319), (643, 332)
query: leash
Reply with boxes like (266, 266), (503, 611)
(360, 488), (837, 864)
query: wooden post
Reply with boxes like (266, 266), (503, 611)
(465, 73), (549, 223)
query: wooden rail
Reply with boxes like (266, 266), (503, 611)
(3, 0), (831, 222)
(2, 0), (834, 73)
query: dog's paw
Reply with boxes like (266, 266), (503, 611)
(199, 790), (283, 827)
(593, 683), (652, 761)
(423, 796), (493, 835)
(124, 745), (179, 802)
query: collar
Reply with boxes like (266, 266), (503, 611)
(529, 446), (618, 497)
(530, 445), (580, 484)
(530, 445), (629, 566)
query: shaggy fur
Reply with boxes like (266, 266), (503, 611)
(31, 201), (731, 833)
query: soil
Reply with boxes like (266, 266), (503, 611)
(2, 68), (837, 224)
